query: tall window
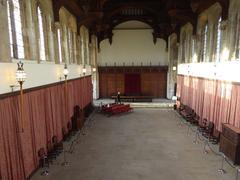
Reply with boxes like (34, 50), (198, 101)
(7, 0), (25, 59)
(68, 29), (73, 64)
(235, 13), (240, 59)
(57, 28), (62, 63)
(202, 23), (208, 62)
(191, 38), (196, 62)
(216, 17), (222, 62)
(73, 33), (77, 64)
(182, 32), (186, 63)
(37, 6), (46, 61)
(81, 34), (85, 64)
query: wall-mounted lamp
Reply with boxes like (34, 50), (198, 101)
(172, 66), (177, 71)
(16, 61), (26, 133)
(92, 67), (96, 73)
(63, 64), (69, 80)
(83, 67), (87, 76)
(192, 53), (198, 63)
(60, 64), (69, 81)
(9, 61), (27, 91)
(172, 96), (177, 101)
(16, 61), (27, 84)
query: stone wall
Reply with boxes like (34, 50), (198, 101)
(0, 0), (98, 98)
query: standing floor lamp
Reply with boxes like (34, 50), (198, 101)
(62, 64), (70, 167)
(16, 61), (26, 133)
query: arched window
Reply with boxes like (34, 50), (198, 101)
(57, 28), (62, 63)
(7, 0), (25, 59)
(216, 17), (222, 62)
(201, 23), (208, 62)
(191, 38), (196, 62)
(235, 13), (240, 59)
(80, 27), (85, 64)
(182, 32), (186, 63)
(68, 29), (73, 64)
(37, 6), (46, 61)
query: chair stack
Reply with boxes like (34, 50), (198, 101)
(101, 103), (133, 116)
(176, 102), (220, 144)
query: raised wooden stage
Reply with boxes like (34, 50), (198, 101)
(111, 95), (153, 102)
(94, 99), (175, 108)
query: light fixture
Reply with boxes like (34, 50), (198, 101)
(16, 61), (26, 84)
(92, 67), (96, 73)
(172, 66), (177, 71)
(192, 53), (198, 63)
(16, 61), (26, 133)
(63, 64), (69, 80)
(10, 61), (26, 92)
(83, 67), (87, 76)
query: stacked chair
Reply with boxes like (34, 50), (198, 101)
(37, 104), (92, 175)
(176, 102), (220, 145)
(38, 148), (49, 168)
(101, 103), (133, 116)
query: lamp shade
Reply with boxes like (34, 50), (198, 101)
(92, 67), (96, 72)
(83, 68), (87, 74)
(63, 64), (69, 76)
(16, 61), (26, 83)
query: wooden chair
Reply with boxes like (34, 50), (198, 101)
(188, 113), (199, 125)
(38, 148), (49, 168)
(209, 131), (220, 144)
(52, 136), (63, 154)
(202, 122), (214, 139)
(46, 141), (57, 163)
(180, 105), (195, 121)
(62, 127), (69, 141)
(198, 118), (208, 132)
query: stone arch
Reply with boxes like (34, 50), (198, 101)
(59, 7), (77, 32)
(180, 23), (193, 63)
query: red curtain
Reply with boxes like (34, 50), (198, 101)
(0, 77), (92, 180)
(124, 73), (141, 95)
(177, 75), (240, 131)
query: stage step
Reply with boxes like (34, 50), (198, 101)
(127, 102), (174, 108)
(93, 99), (175, 109)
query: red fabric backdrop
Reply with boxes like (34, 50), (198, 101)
(124, 73), (141, 95)
(177, 75), (240, 131)
(0, 76), (92, 180)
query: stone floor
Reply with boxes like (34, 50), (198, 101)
(31, 109), (236, 180)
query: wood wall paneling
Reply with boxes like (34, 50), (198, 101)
(99, 66), (167, 98)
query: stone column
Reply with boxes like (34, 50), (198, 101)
(167, 34), (178, 99)
(220, 20), (230, 61)
(47, 17), (56, 62)
(92, 69), (99, 100)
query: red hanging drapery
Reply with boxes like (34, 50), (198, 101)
(0, 76), (93, 180)
(177, 75), (240, 131)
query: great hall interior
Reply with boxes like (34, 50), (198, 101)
(0, 0), (240, 180)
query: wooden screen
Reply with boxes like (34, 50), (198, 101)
(99, 66), (168, 98)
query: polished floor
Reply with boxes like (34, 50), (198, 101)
(31, 109), (236, 180)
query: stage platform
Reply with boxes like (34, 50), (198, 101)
(93, 98), (175, 108)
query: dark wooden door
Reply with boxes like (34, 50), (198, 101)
(124, 73), (141, 95)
